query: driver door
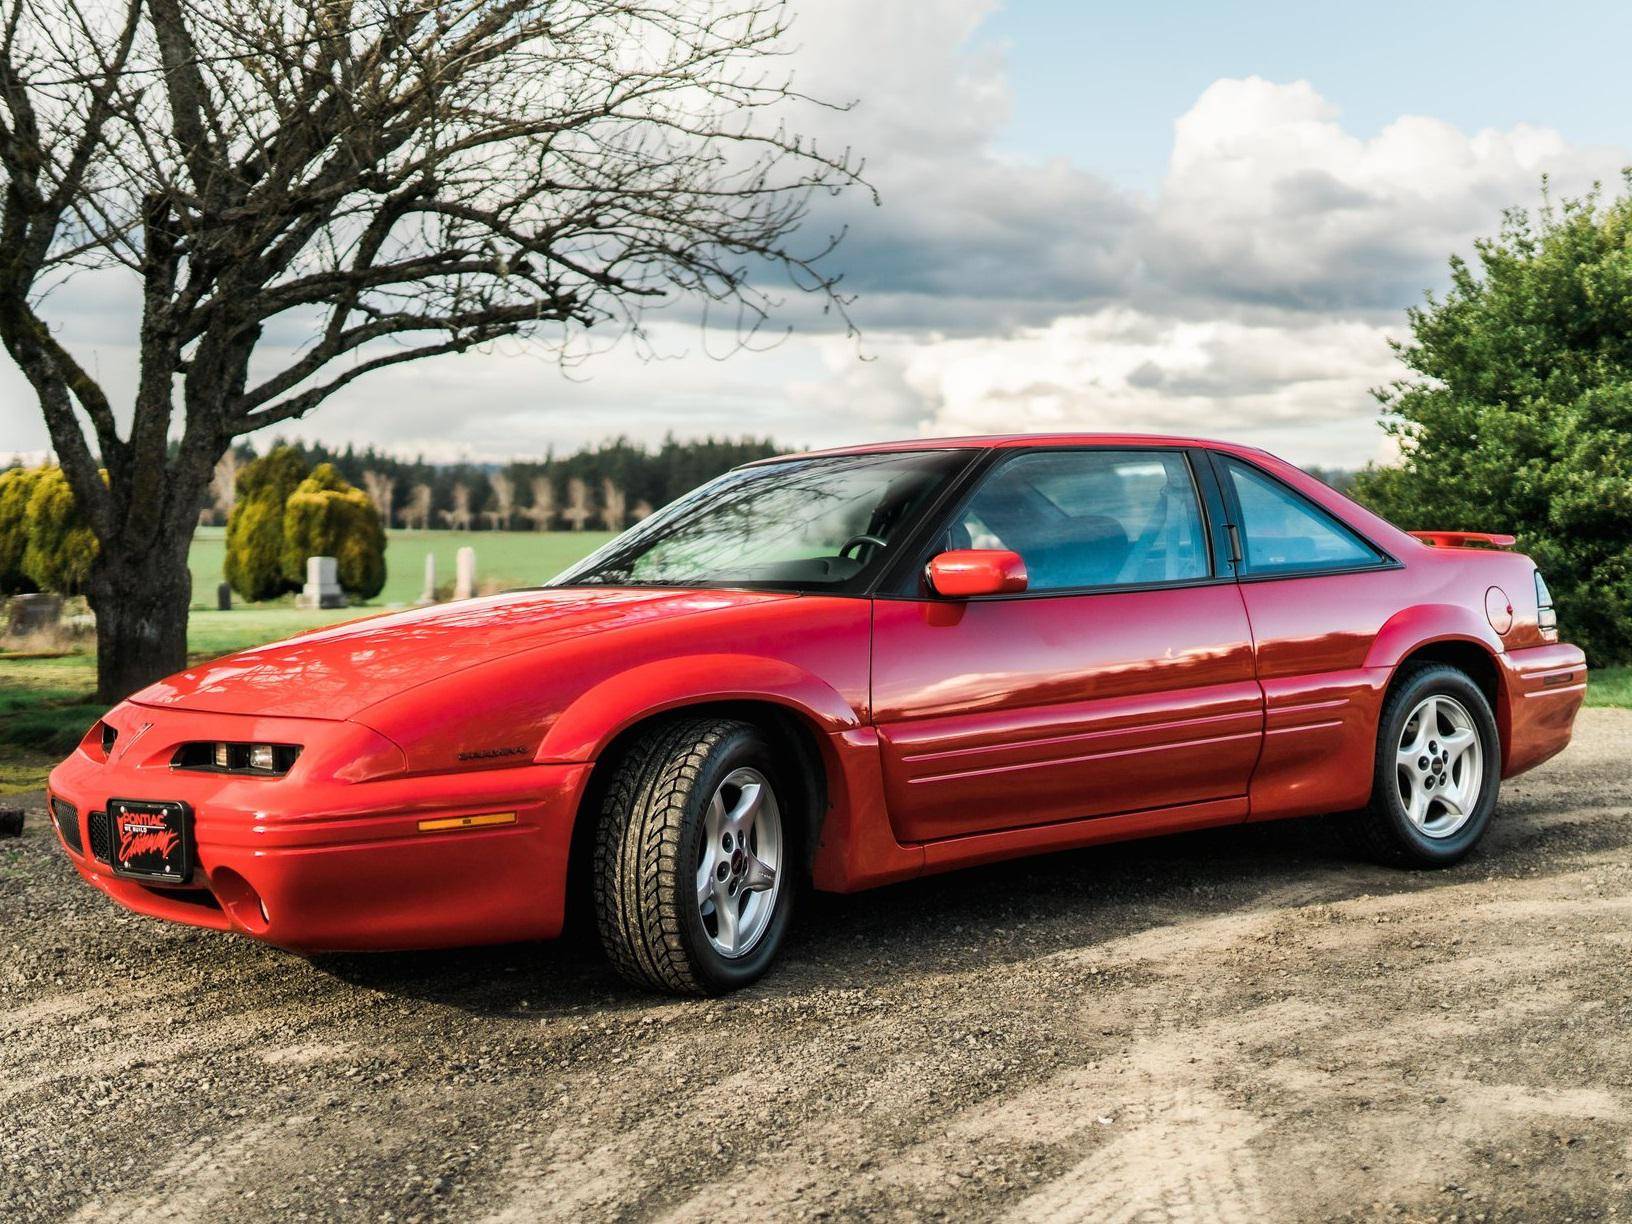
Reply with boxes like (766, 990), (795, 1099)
(870, 447), (1263, 842)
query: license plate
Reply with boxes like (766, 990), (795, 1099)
(108, 799), (192, 882)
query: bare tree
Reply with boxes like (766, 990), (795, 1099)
(522, 475), (555, 531)
(0, 0), (865, 699)
(401, 482), (432, 531)
(442, 481), (473, 531)
(208, 449), (240, 522)
(361, 469), (394, 526)
(485, 470), (514, 530)
(561, 476), (592, 531)
(600, 477), (627, 532)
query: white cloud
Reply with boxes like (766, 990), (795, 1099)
(3, 3), (1629, 471)
(226, 322), (911, 461)
(791, 309), (1405, 468)
(760, 63), (1629, 469)
(1149, 76), (1627, 311)
(781, 0), (1142, 330)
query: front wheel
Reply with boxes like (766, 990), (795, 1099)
(593, 718), (796, 994)
(1346, 663), (1501, 867)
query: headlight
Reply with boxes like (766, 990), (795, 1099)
(173, 742), (302, 776)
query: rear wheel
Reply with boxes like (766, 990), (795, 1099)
(1345, 663), (1501, 867)
(592, 718), (796, 994)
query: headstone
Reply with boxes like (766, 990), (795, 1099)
(6, 593), (63, 636)
(295, 555), (346, 609)
(454, 547), (476, 601)
(217, 581), (232, 611)
(417, 552), (437, 604)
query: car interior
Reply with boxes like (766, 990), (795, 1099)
(944, 453), (1208, 591)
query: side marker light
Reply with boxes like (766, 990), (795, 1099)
(417, 812), (518, 833)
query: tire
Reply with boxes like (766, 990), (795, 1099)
(1344, 663), (1501, 868)
(592, 717), (797, 995)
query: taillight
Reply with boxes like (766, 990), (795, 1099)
(1535, 570), (1557, 640)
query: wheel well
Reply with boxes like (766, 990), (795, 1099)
(561, 700), (830, 935)
(1390, 639), (1505, 754)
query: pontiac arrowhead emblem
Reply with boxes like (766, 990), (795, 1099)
(117, 721), (153, 761)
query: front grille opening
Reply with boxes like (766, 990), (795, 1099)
(171, 741), (301, 776)
(211, 867), (270, 932)
(49, 795), (82, 855)
(87, 810), (112, 863)
(139, 885), (222, 912)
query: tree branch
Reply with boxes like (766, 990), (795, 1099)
(239, 330), (525, 433)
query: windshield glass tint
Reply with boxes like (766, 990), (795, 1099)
(549, 451), (966, 592)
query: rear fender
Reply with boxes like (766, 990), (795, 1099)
(1361, 604), (1503, 674)
(1363, 603), (1511, 757)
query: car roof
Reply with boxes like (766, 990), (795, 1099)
(747, 433), (1442, 561)
(757, 434), (1274, 463)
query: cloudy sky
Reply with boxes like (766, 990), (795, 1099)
(3, 0), (1630, 468)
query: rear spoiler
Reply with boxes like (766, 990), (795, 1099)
(1408, 531), (1517, 550)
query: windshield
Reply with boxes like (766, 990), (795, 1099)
(549, 450), (967, 592)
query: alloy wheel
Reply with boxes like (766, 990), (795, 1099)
(1394, 694), (1484, 839)
(696, 766), (782, 958)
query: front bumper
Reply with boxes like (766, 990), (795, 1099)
(46, 704), (591, 952)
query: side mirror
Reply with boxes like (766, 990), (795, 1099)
(926, 549), (1028, 598)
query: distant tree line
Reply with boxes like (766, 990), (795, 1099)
(1305, 466), (1357, 495)
(196, 435), (784, 534)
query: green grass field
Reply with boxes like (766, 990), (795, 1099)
(187, 526), (615, 609)
(1589, 666), (1632, 709)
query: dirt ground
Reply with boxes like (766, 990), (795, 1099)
(5, 712), (1632, 1222)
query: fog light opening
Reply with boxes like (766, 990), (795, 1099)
(211, 867), (270, 935)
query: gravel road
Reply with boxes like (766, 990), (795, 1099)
(6, 710), (1632, 1222)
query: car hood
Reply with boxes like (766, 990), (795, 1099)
(131, 587), (797, 719)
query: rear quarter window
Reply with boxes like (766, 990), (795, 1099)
(1222, 457), (1382, 576)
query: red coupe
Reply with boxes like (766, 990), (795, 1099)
(47, 436), (1585, 993)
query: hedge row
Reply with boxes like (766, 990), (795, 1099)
(0, 466), (98, 596)
(225, 447), (386, 602)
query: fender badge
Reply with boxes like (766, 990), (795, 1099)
(456, 746), (528, 762)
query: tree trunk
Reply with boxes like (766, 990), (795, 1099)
(87, 542), (193, 704)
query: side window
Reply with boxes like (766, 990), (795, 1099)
(1222, 458), (1380, 575)
(950, 451), (1209, 591)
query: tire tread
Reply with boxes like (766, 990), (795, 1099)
(1340, 662), (1497, 868)
(592, 717), (741, 995)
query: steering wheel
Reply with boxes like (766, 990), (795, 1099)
(839, 533), (888, 559)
